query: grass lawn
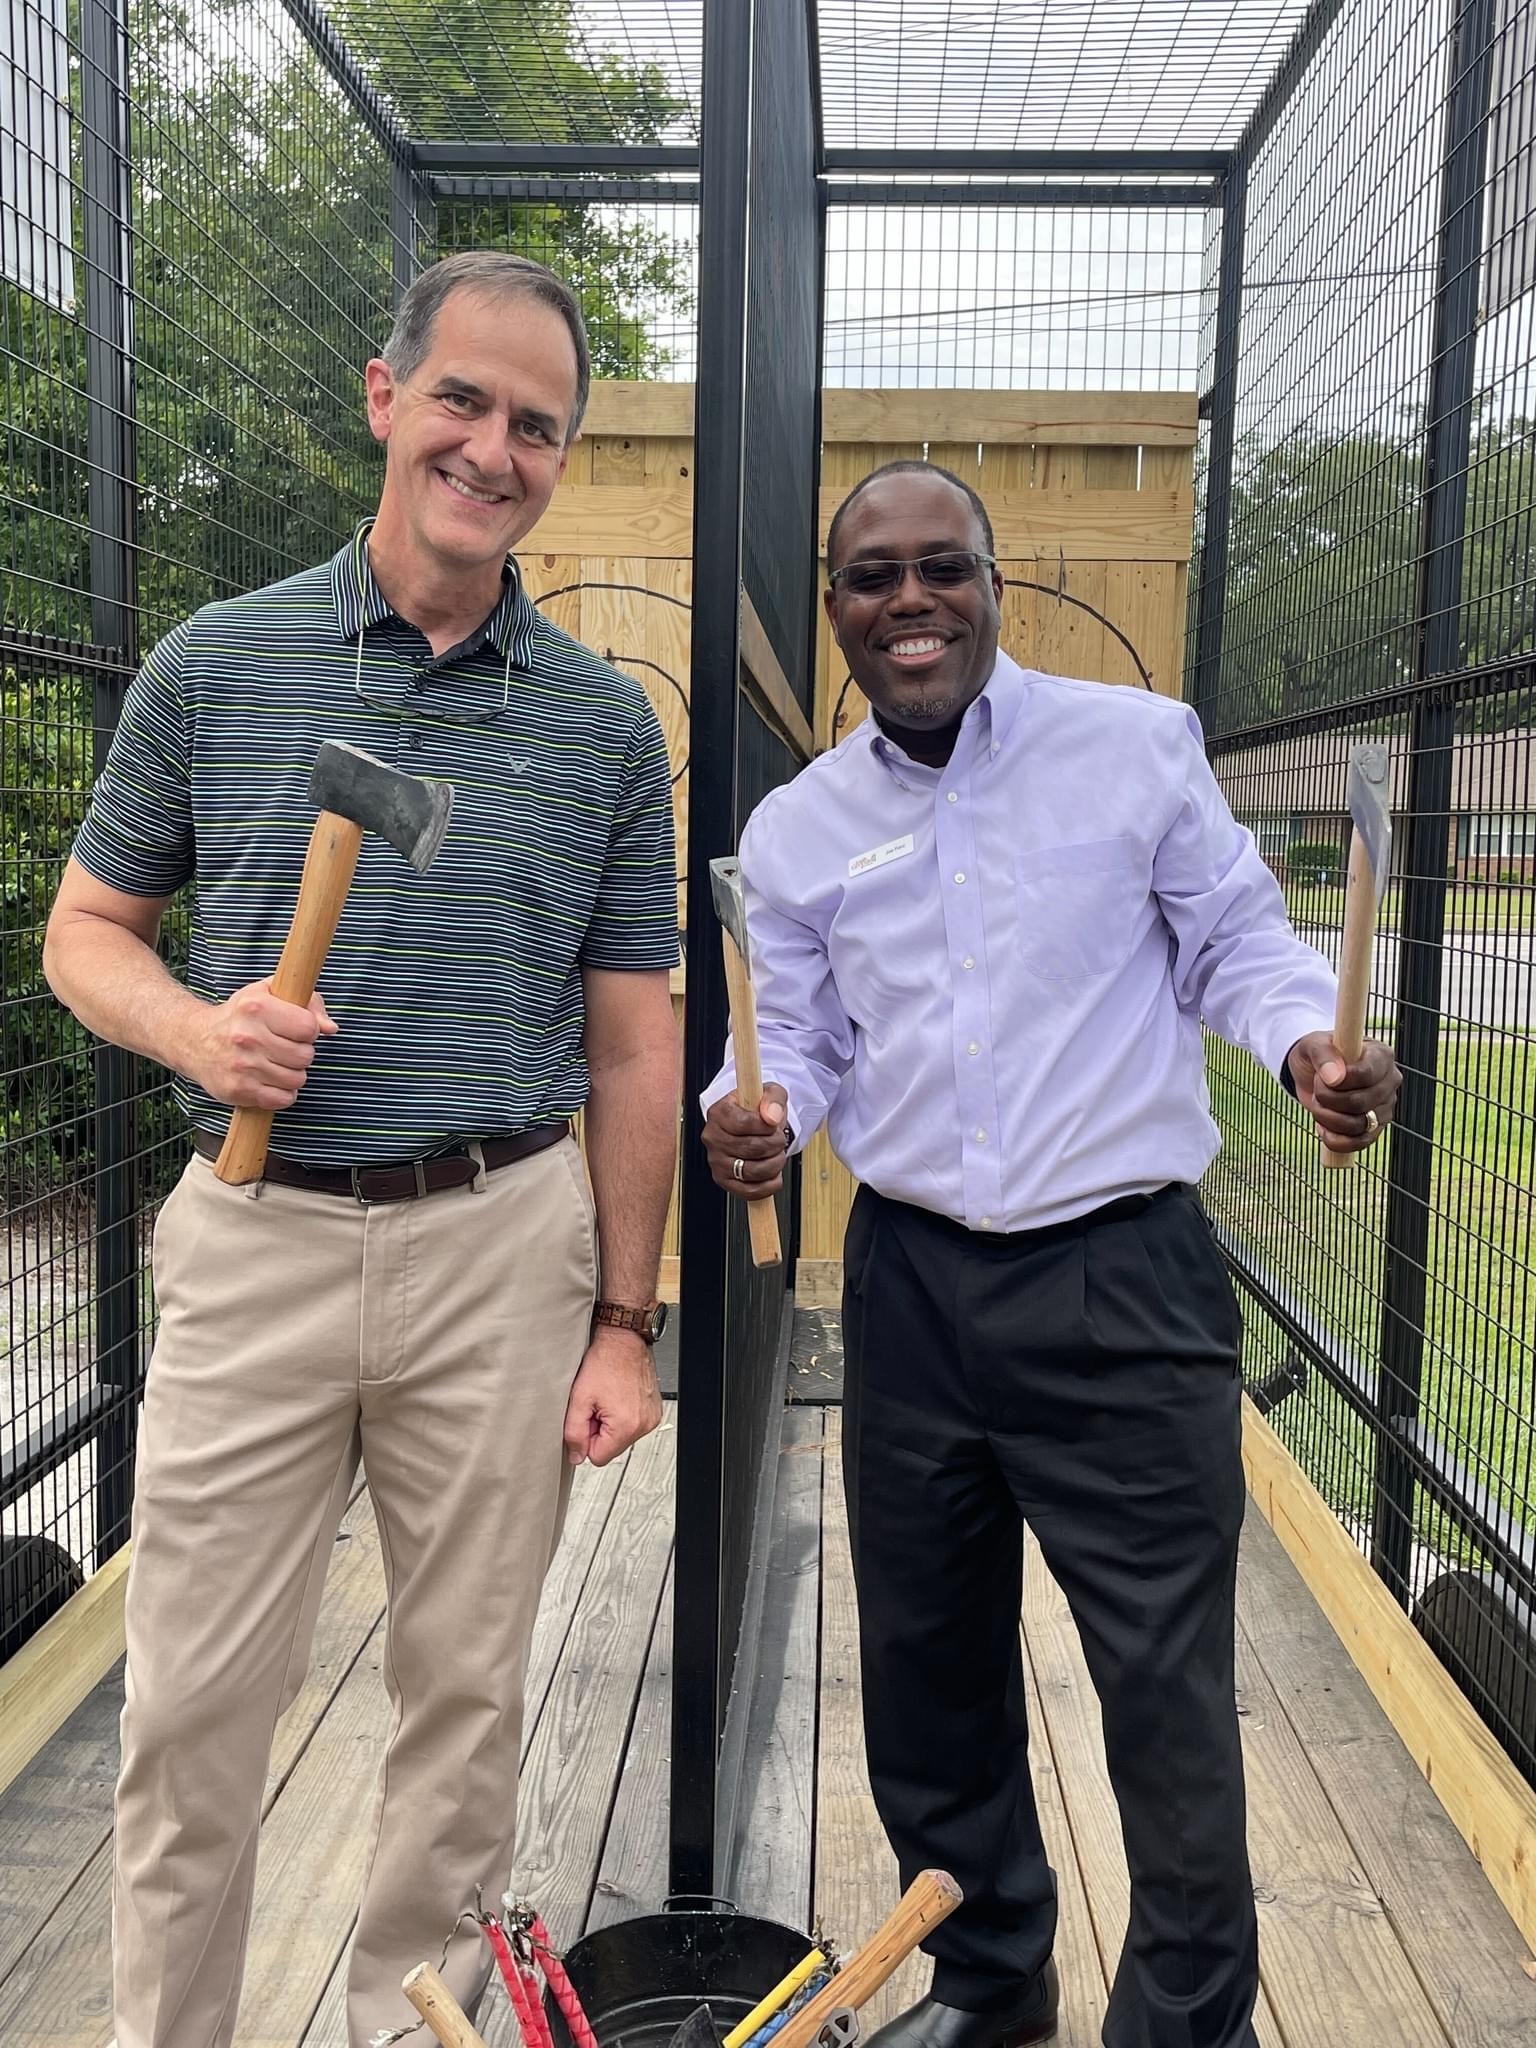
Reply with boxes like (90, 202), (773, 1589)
(1206, 1031), (1534, 1568)
(1282, 877), (1536, 935)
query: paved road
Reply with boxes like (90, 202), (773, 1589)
(1296, 923), (1535, 1036)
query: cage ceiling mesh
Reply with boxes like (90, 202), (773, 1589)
(320, 0), (1318, 157)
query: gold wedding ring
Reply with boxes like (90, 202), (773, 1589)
(1365, 1108), (1380, 1134)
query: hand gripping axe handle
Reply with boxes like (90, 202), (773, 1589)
(1323, 740), (1392, 1173)
(215, 741), (453, 1186)
(709, 856), (783, 1268)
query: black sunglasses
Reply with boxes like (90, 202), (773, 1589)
(829, 549), (997, 598)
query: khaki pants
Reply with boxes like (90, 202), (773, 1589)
(112, 1138), (596, 2048)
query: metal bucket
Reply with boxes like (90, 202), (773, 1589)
(542, 1899), (813, 2048)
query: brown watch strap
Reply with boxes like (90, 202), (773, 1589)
(593, 1299), (661, 1337)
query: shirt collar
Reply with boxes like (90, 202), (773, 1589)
(328, 519), (538, 667)
(864, 649), (1028, 777)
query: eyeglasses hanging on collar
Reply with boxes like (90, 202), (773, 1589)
(350, 521), (516, 728)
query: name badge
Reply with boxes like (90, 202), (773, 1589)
(849, 833), (915, 878)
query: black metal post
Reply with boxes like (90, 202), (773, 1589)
(1189, 159), (1246, 721)
(412, 141), (701, 174)
(80, 0), (139, 1568)
(278, 0), (416, 170)
(822, 146), (1229, 175)
(1372, 0), (1496, 1602)
(672, 0), (755, 1901)
(391, 155), (428, 302)
(822, 182), (1220, 209)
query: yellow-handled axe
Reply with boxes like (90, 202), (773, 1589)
(1323, 740), (1392, 1172)
(709, 855), (783, 1268)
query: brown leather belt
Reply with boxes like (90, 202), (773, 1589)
(189, 1121), (571, 1203)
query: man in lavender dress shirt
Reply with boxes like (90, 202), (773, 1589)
(701, 464), (1400, 2048)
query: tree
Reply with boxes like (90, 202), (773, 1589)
(1, 0), (692, 1193)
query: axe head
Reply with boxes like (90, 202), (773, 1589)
(668, 2008), (726, 2048)
(709, 856), (750, 958)
(309, 740), (453, 874)
(1345, 742), (1392, 907)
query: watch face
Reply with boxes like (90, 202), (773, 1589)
(648, 1300), (669, 1344)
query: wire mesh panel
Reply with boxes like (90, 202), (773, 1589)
(1197, 0), (1536, 1785)
(432, 190), (697, 372)
(824, 202), (1208, 389)
(1, 0), (395, 1654)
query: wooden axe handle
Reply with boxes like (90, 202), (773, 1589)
(401, 1961), (490, 2048)
(772, 1871), (963, 2048)
(214, 810), (363, 1185)
(1321, 830), (1377, 1174)
(720, 926), (783, 1268)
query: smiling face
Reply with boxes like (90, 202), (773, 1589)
(824, 471), (1004, 743)
(363, 286), (579, 580)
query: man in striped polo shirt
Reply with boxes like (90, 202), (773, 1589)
(44, 252), (681, 2048)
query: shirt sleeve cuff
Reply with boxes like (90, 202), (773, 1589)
(1259, 1012), (1335, 1092)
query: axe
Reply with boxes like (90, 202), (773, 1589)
(667, 1870), (963, 2048)
(1323, 741), (1392, 1173)
(215, 740), (453, 1186)
(709, 856), (783, 1268)
(399, 1960), (488, 2048)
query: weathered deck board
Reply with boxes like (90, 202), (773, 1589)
(1234, 1512), (1536, 2047)
(1020, 1530), (1289, 2048)
(814, 1411), (929, 2029)
(2, 1356), (1532, 2048)
(728, 1404), (825, 1934)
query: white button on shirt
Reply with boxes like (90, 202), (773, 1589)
(703, 653), (1338, 1233)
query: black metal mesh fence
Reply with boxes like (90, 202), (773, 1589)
(823, 200), (1209, 389)
(1196, 0), (1536, 1785)
(2, 0), (396, 1648)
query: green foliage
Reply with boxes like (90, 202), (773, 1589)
(1, 0), (692, 1198)
(1286, 839), (1342, 884)
(1208, 406), (1536, 730)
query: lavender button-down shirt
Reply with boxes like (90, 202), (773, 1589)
(703, 652), (1339, 1234)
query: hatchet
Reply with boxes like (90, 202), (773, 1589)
(399, 1960), (489, 2048)
(214, 740), (454, 1186)
(1322, 741), (1392, 1172)
(666, 1870), (963, 2048)
(709, 856), (783, 1267)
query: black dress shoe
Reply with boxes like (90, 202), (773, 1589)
(863, 1965), (1060, 2048)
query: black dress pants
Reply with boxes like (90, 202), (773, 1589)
(841, 1182), (1259, 2048)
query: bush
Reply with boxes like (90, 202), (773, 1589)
(1286, 839), (1343, 886)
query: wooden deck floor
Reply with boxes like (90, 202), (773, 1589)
(1, 1394), (1533, 2046)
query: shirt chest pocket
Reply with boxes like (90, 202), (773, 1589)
(1016, 836), (1147, 984)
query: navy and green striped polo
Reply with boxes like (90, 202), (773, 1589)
(72, 524), (680, 1164)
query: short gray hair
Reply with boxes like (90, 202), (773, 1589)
(383, 252), (591, 441)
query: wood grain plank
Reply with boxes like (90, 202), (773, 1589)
(0, 1489), (386, 2037)
(815, 1411), (929, 2028)
(527, 488), (692, 557)
(485, 1423), (677, 1996)
(728, 1407), (826, 1933)
(1233, 1629), (1447, 2046)
(583, 384), (695, 437)
(1242, 1405), (1536, 1957)
(643, 436), (694, 488)
(588, 433), (647, 486)
(823, 391), (1198, 447)
(1019, 1632), (1108, 2048)
(1020, 1533), (1286, 2048)
(1237, 1508), (1536, 2048)
(584, 1558), (674, 1932)
(0, 1548), (130, 1799)
(295, 1457), (629, 2048)
(818, 487), (1192, 563)
(518, 552), (583, 638)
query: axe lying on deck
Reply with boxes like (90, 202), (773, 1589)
(215, 740), (454, 1186)
(1323, 741), (1392, 1173)
(668, 1870), (964, 2048)
(709, 856), (783, 1268)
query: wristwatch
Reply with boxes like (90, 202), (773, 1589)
(593, 1298), (669, 1345)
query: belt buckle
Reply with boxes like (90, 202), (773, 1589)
(350, 1160), (429, 1204)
